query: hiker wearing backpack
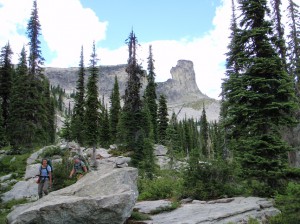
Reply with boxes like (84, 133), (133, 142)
(69, 155), (88, 180)
(37, 158), (52, 199)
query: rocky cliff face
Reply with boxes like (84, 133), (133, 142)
(45, 60), (220, 121)
(158, 60), (205, 103)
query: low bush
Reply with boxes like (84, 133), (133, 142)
(182, 159), (242, 200)
(270, 182), (300, 224)
(40, 146), (64, 158)
(138, 170), (183, 201)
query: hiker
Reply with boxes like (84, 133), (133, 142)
(69, 155), (88, 180)
(37, 158), (52, 199)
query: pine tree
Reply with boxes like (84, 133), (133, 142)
(200, 106), (209, 158)
(222, 0), (298, 195)
(0, 105), (7, 146)
(220, 0), (240, 160)
(118, 31), (145, 163)
(8, 47), (35, 148)
(157, 94), (169, 144)
(84, 41), (100, 150)
(271, 0), (287, 68)
(109, 76), (121, 143)
(144, 45), (158, 142)
(26, 0), (54, 146)
(166, 112), (180, 168)
(0, 42), (13, 131)
(60, 115), (72, 143)
(71, 46), (86, 145)
(27, 0), (44, 76)
(99, 105), (110, 148)
(287, 0), (300, 96)
(140, 138), (156, 179)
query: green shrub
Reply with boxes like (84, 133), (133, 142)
(182, 159), (241, 200)
(129, 211), (151, 221)
(52, 157), (76, 191)
(270, 182), (300, 224)
(40, 146), (64, 158)
(0, 153), (30, 176)
(138, 170), (183, 200)
(150, 201), (180, 215)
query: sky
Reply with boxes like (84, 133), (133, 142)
(0, 0), (296, 99)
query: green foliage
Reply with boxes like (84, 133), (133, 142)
(144, 45), (158, 142)
(149, 201), (180, 215)
(109, 76), (121, 143)
(183, 158), (241, 200)
(40, 146), (64, 158)
(138, 170), (183, 201)
(118, 31), (144, 157)
(84, 41), (100, 147)
(71, 46), (86, 145)
(221, 0), (298, 196)
(60, 115), (72, 142)
(269, 182), (300, 224)
(0, 198), (29, 223)
(128, 211), (151, 221)
(0, 153), (30, 176)
(157, 94), (169, 144)
(0, 42), (13, 133)
(52, 157), (76, 191)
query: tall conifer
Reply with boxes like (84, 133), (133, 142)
(26, 0), (54, 146)
(109, 76), (121, 143)
(271, 0), (287, 68)
(200, 106), (209, 158)
(85, 41), (100, 150)
(71, 46), (86, 144)
(222, 0), (298, 195)
(144, 45), (158, 142)
(8, 47), (34, 148)
(287, 0), (300, 96)
(157, 94), (169, 144)
(0, 42), (13, 130)
(118, 31), (144, 164)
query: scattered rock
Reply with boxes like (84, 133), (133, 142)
(154, 145), (168, 156)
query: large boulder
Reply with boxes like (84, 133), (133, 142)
(7, 164), (138, 224)
(2, 179), (38, 202)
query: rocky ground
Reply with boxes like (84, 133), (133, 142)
(1, 142), (281, 224)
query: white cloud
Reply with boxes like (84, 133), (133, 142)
(0, 0), (108, 66)
(99, 0), (232, 99)
(39, 0), (107, 67)
(0, 0), (231, 99)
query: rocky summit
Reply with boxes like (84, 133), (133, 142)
(44, 60), (220, 121)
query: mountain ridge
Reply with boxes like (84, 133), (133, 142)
(44, 60), (220, 121)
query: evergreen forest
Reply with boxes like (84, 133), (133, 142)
(1, 0), (300, 223)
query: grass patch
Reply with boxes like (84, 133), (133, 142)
(0, 153), (31, 177)
(129, 211), (151, 221)
(150, 201), (180, 215)
(0, 198), (29, 223)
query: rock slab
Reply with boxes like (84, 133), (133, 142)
(7, 164), (138, 224)
(138, 197), (280, 224)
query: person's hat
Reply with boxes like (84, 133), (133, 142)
(73, 155), (79, 159)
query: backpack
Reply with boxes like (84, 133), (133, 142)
(39, 159), (53, 177)
(76, 155), (90, 172)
